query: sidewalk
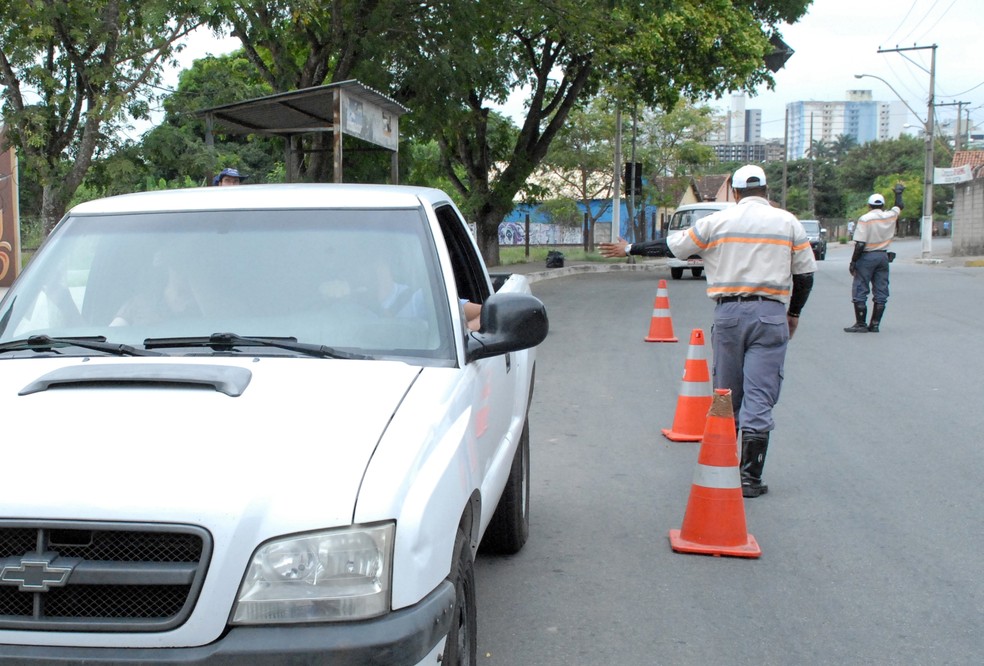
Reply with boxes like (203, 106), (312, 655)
(491, 258), (667, 284)
(493, 240), (984, 284)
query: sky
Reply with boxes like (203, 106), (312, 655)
(167, 0), (981, 141)
(729, 0), (982, 139)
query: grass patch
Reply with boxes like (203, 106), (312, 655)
(497, 246), (617, 266)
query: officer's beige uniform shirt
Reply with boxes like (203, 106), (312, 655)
(854, 207), (900, 251)
(666, 196), (817, 305)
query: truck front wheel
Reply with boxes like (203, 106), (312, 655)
(443, 528), (477, 665)
(480, 419), (530, 554)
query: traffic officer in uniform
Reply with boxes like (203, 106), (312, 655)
(844, 187), (904, 333)
(600, 165), (816, 497)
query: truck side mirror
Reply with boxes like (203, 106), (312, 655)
(466, 292), (548, 362)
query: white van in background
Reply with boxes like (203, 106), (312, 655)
(665, 201), (735, 279)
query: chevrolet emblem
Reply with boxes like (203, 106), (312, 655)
(0, 556), (73, 592)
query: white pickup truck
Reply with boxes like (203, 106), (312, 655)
(0, 184), (548, 665)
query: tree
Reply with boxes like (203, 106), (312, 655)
(397, 0), (813, 265)
(838, 135), (923, 193)
(538, 198), (582, 227)
(538, 97), (617, 238)
(0, 0), (201, 232)
(204, 0), (415, 182)
(636, 101), (718, 178)
(140, 52), (280, 187)
(829, 134), (858, 163)
(764, 159), (843, 219)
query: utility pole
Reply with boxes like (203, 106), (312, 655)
(936, 101), (969, 152)
(612, 107), (622, 244)
(626, 106), (638, 241)
(879, 44), (937, 259)
(808, 112), (815, 216)
(782, 107), (789, 209)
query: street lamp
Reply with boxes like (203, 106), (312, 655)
(855, 69), (935, 259)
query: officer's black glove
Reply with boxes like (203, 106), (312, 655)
(893, 183), (905, 210)
(849, 240), (866, 276)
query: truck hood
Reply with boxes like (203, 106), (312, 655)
(0, 356), (422, 535)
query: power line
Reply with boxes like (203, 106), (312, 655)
(901, 0), (944, 43)
(914, 0), (958, 43)
(883, 0), (919, 45)
(943, 79), (984, 97)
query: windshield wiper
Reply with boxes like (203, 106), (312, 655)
(0, 335), (164, 357)
(143, 332), (370, 360)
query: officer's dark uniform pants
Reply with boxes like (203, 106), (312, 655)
(852, 250), (890, 305)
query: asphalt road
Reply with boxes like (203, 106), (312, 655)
(475, 238), (984, 665)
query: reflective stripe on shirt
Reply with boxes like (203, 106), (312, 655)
(855, 207), (899, 251)
(667, 196), (817, 304)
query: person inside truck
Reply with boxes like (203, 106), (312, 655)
(110, 251), (201, 327)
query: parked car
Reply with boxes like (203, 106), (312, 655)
(0, 184), (548, 665)
(665, 202), (735, 279)
(800, 219), (827, 260)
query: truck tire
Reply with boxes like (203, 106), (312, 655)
(670, 267), (684, 280)
(691, 267), (703, 278)
(480, 419), (530, 555)
(444, 528), (477, 666)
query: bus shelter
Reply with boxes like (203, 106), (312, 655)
(197, 80), (409, 183)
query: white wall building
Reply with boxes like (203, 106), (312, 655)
(785, 90), (908, 159)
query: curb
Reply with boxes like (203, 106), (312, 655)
(501, 261), (665, 284)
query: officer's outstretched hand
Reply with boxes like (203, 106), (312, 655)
(599, 238), (629, 258)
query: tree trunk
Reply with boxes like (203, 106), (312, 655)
(474, 202), (509, 268)
(40, 185), (63, 237)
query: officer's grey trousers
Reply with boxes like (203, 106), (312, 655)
(711, 299), (789, 433)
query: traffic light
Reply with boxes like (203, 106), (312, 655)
(624, 162), (644, 194)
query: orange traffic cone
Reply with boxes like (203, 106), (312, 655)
(669, 389), (761, 558)
(662, 329), (713, 442)
(644, 279), (678, 343)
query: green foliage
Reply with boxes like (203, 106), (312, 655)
(837, 135), (924, 192)
(538, 97), (615, 220)
(538, 199), (582, 227)
(498, 245), (611, 266)
(4, 0), (815, 257)
(763, 159), (843, 219)
(394, 0), (813, 264)
(636, 101), (719, 177)
(0, 0), (202, 230)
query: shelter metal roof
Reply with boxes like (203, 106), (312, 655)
(196, 80), (409, 136)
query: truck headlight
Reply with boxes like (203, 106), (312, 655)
(231, 522), (394, 624)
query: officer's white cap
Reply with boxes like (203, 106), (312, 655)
(867, 193), (885, 206)
(732, 165), (767, 189)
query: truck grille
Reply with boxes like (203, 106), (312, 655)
(0, 521), (210, 632)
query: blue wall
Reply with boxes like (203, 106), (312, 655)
(501, 199), (660, 243)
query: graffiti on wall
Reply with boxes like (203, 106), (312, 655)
(0, 126), (19, 286)
(498, 222), (584, 245)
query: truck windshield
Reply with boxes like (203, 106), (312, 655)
(668, 209), (718, 232)
(0, 209), (454, 362)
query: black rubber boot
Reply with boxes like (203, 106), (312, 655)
(740, 431), (770, 498)
(868, 303), (885, 332)
(844, 303), (868, 333)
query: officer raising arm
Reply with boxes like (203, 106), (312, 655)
(600, 165), (816, 498)
(844, 185), (904, 333)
